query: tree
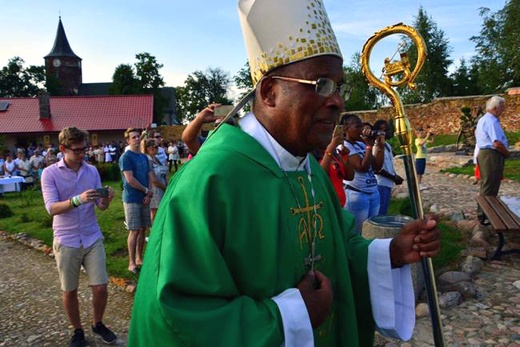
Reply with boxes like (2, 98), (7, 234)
(134, 53), (165, 90)
(110, 64), (139, 95)
(233, 62), (253, 92)
(233, 61), (254, 112)
(470, 1), (520, 92)
(344, 53), (381, 111)
(175, 67), (233, 122)
(0, 57), (46, 97)
(449, 58), (481, 96)
(399, 7), (453, 104)
(110, 53), (166, 124)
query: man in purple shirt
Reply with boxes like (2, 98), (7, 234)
(41, 127), (117, 347)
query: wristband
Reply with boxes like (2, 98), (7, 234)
(325, 152), (333, 157)
(366, 146), (373, 150)
(144, 187), (149, 194)
(71, 195), (82, 208)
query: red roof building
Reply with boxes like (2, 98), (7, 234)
(0, 94), (153, 150)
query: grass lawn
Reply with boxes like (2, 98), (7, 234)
(441, 158), (520, 181)
(0, 181), (133, 279)
(1, 131), (517, 281)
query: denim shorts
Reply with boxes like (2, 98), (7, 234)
(415, 158), (426, 175)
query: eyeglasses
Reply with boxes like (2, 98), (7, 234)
(154, 135), (162, 139)
(66, 146), (87, 154)
(148, 145), (158, 149)
(270, 76), (347, 98)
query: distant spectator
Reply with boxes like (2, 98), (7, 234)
(144, 138), (169, 223)
(373, 119), (404, 215)
(343, 114), (385, 233)
(0, 153), (4, 176)
(414, 127), (434, 190)
(151, 131), (167, 166)
(119, 128), (153, 274)
(45, 149), (58, 167)
(29, 149), (45, 182)
(3, 154), (16, 176)
(475, 96), (510, 224)
(167, 141), (180, 172)
(15, 150), (32, 189)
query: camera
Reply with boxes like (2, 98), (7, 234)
(364, 130), (385, 140)
(95, 187), (109, 198)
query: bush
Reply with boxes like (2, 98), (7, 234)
(0, 203), (13, 218)
(95, 163), (121, 182)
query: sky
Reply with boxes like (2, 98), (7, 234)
(1, 0), (507, 96)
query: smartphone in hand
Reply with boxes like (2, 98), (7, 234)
(95, 187), (109, 198)
(214, 105), (234, 118)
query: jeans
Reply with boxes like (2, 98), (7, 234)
(377, 185), (392, 216)
(344, 189), (380, 234)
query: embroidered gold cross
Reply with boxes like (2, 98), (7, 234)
(289, 176), (325, 269)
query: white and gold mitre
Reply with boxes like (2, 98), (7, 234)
(238, 0), (343, 85)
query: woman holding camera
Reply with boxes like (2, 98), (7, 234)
(414, 127), (434, 190)
(342, 114), (385, 234)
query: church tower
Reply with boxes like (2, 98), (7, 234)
(44, 17), (82, 96)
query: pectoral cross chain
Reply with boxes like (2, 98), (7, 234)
(304, 242), (322, 271)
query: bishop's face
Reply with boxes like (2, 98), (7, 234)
(259, 55), (345, 157)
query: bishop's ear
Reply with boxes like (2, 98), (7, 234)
(258, 76), (277, 107)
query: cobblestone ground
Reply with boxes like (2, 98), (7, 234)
(1, 152), (519, 346)
(0, 238), (131, 347)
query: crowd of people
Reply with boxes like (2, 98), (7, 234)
(0, 138), (187, 186)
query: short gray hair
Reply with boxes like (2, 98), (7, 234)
(486, 96), (505, 112)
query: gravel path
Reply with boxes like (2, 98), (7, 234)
(1, 152), (519, 347)
(0, 237), (131, 347)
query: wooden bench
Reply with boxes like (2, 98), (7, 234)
(475, 196), (520, 260)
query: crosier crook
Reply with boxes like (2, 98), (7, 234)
(360, 23), (445, 347)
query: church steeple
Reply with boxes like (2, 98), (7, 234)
(44, 17), (82, 96)
(45, 17), (81, 59)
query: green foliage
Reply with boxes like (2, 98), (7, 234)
(449, 59), (481, 96)
(0, 57), (46, 97)
(95, 163), (121, 182)
(343, 53), (381, 111)
(0, 203), (13, 218)
(0, 181), (131, 278)
(175, 67), (233, 122)
(233, 61), (253, 112)
(399, 7), (453, 104)
(109, 53), (166, 124)
(470, 1), (520, 92)
(110, 64), (139, 95)
(19, 213), (30, 223)
(387, 198), (464, 269)
(432, 223), (464, 270)
(443, 157), (520, 181)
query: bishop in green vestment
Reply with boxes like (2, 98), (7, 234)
(130, 120), (380, 346)
(129, 0), (441, 345)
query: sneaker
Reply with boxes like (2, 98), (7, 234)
(92, 321), (117, 344)
(69, 329), (86, 347)
(419, 184), (429, 191)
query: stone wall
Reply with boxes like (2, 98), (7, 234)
(352, 93), (520, 135)
(158, 93), (520, 140)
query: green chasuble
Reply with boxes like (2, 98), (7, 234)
(129, 124), (375, 346)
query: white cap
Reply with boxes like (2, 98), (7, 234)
(238, 0), (342, 85)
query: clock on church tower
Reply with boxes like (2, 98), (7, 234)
(44, 17), (83, 96)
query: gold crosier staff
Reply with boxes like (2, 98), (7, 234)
(360, 23), (445, 346)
